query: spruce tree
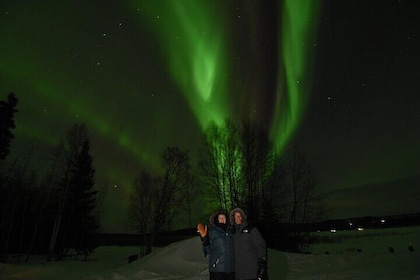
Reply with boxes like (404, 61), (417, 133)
(70, 139), (98, 259)
(48, 125), (98, 260)
(0, 92), (18, 160)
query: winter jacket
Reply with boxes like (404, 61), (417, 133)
(203, 213), (235, 273)
(230, 208), (267, 280)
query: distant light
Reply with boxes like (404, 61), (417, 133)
(381, 219), (386, 223)
(357, 227), (364, 231)
(114, 185), (118, 188)
(330, 229), (336, 233)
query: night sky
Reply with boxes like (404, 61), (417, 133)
(1, 0), (419, 232)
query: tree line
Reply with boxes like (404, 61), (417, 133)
(0, 93), (99, 263)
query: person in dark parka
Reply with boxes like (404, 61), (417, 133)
(200, 211), (235, 280)
(229, 208), (268, 280)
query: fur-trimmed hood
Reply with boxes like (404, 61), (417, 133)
(229, 207), (248, 226)
(209, 211), (227, 227)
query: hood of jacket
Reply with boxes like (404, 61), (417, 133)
(229, 207), (248, 227)
(209, 211), (228, 228)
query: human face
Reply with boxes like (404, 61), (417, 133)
(234, 212), (242, 225)
(218, 214), (226, 224)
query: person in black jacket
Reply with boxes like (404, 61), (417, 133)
(229, 208), (268, 280)
(198, 211), (235, 280)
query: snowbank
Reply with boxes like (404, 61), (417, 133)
(1, 226), (419, 279)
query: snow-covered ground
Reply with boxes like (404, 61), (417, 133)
(1, 226), (419, 279)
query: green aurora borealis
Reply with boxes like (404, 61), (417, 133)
(1, 0), (419, 232)
(131, 0), (320, 148)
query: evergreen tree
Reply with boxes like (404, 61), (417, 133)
(48, 124), (98, 260)
(70, 139), (98, 260)
(0, 92), (18, 160)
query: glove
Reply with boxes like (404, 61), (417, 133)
(196, 223), (207, 238)
(257, 257), (269, 280)
(196, 223), (210, 246)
